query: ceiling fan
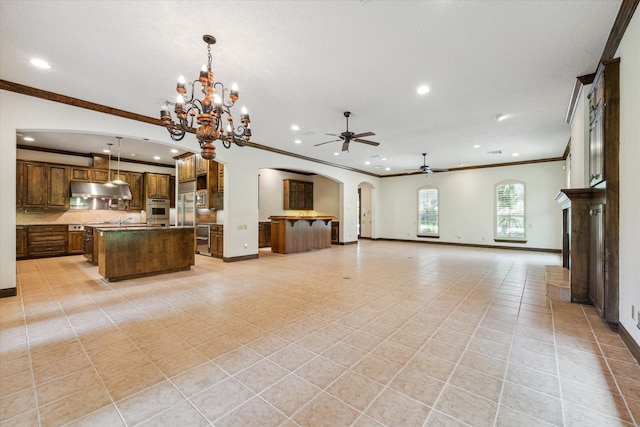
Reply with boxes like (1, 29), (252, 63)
(314, 111), (380, 152)
(406, 153), (449, 174)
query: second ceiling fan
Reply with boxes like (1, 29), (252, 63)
(315, 111), (380, 152)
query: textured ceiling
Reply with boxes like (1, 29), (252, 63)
(0, 1), (622, 174)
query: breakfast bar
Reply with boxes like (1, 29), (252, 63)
(96, 226), (195, 281)
(269, 216), (336, 254)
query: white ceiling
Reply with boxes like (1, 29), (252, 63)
(1, 1), (622, 175)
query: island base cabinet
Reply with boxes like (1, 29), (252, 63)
(98, 228), (195, 281)
(270, 217), (333, 254)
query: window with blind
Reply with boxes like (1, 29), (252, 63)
(495, 181), (525, 240)
(417, 186), (439, 236)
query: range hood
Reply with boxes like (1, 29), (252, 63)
(70, 181), (132, 200)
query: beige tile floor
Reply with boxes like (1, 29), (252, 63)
(1, 240), (639, 426)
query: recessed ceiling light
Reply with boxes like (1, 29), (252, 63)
(381, 157), (387, 161)
(473, 144), (481, 148)
(30, 58), (51, 69)
(512, 153), (520, 157)
(131, 153), (136, 157)
(154, 156), (161, 160)
(294, 139), (301, 144)
(291, 125), (300, 131)
(417, 85), (430, 95)
(495, 114), (509, 121)
(23, 137), (34, 142)
(365, 161), (371, 165)
(171, 149), (178, 154)
(103, 149), (111, 153)
(458, 163), (466, 167)
(333, 152), (339, 156)
(385, 167), (391, 171)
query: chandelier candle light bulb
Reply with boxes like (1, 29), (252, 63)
(159, 34), (253, 160)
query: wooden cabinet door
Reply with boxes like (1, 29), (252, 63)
(16, 160), (24, 208)
(589, 204), (605, 314)
(70, 167), (91, 182)
(196, 154), (208, 175)
(217, 162), (224, 192)
(304, 182), (313, 209)
(23, 162), (47, 208)
(146, 173), (158, 198)
(68, 231), (84, 254)
(92, 168), (110, 183)
(156, 174), (170, 199)
(16, 226), (27, 258)
(110, 170), (130, 185)
(47, 164), (69, 210)
(178, 155), (196, 182)
(129, 172), (144, 210)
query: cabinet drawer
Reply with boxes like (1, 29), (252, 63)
(28, 243), (67, 256)
(29, 233), (67, 245)
(28, 225), (68, 233)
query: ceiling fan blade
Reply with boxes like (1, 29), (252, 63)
(324, 133), (338, 137)
(314, 139), (340, 147)
(352, 131), (375, 139)
(429, 168), (449, 172)
(341, 140), (350, 151)
(353, 138), (380, 146)
(425, 169), (435, 174)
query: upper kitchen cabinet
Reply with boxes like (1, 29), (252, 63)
(177, 154), (196, 183)
(47, 164), (70, 209)
(588, 58), (619, 188)
(195, 157), (223, 210)
(70, 166), (91, 182)
(129, 172), (144, 210)
(91, 168), (110, 183)
(283, 179), (313, 210)
(21, 161), (69, 210)
(145, 172), (171, 199)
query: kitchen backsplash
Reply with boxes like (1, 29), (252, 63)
(16, 209), (145, 225)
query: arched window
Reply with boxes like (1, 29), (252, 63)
(495, 181), (525, 240)
(417, 186), (439, 236)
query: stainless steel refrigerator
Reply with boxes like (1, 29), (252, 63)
(177, 192), (195, 227)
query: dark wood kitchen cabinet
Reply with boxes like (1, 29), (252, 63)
(91, 168), (110, 183)
(209, 224), (224, 258)
(129, 172), (144, 210)
(21, 162), (69, 210)
(258, 222), (271, 248)
(27, 225), (68, 258)
(68, 231), (84, 254)
(145, 173), (171, 199)
(16, 226), (27, 258)
(70, 166), (91, 182)
(178, 154), (196, 183)
(46, 164), (70, 210)
(283, 179), (313, 210)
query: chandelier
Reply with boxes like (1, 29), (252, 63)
(160, 35), (252, 160)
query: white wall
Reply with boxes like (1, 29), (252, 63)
(616, 10), (640, 347)
(378, 162), (565, 250)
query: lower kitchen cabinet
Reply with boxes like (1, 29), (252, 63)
(331, 221), (339, 244)
(27, 225), (68, 258)
(16, 226), (27, 258)
(258, 222), (271, 248)
(209, 225), (223, 258)
(68, 231), (84, 254)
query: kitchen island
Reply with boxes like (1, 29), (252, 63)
(269, 216), (336, 254)
(96, 226), (195, 281)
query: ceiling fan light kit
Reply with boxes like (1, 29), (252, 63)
(160, 35), (252, 161)
(314, 111), (380, 152)
(405, 153), (448, 175)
